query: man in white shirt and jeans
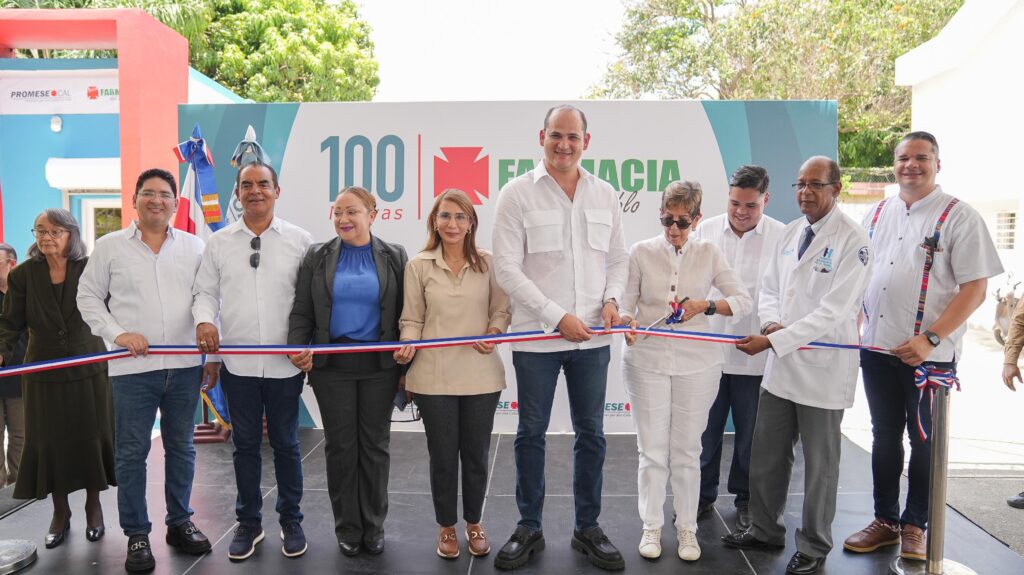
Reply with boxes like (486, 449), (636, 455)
(843, 131), (1003, 561)
(193, 162), (314, 562)
(78, 168), (211, 572)
(492, 105), (628, 571)
(694, 165), (785, 532)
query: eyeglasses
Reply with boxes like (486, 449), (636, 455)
(249, 236), (261, 269)
(137, 190), (175, 200)
(437, 212), (470, 225)
(660, 215), (694, 230)
(791, 181), (837, 192)
(31, 228), (69, 239)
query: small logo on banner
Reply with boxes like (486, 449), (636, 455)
(604, 402), (632, 417)
(496, 400), (518, 414)
(434, 147), (489, 205)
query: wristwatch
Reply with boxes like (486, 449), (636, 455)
(704, 300), (717, 316)
(922, 330), (941, 347)
(603, 298), (619, 311)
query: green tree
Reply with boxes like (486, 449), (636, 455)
(593, 0), (964, 167)
(4, 0), (379, 103)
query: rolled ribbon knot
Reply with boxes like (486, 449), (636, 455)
(913, 364), (960, 442)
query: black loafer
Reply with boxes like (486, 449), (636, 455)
(167, 520), (212, 554)
(125, 534), (156, 572)
(44, 519), (71, 549)
(338, 540), (361, 556)
(571, 526), (625, 571)
(494, 525), (545, 570)
(1007, 492), (1024, 509)
(363, 533), (385, 555)
(721, 530), (784, 551)
(86, 525), (105, 542)
(786, 551), (825, 574)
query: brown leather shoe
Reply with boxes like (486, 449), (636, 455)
(900, 524), (926, 561)
(843, 518), (900, 552)
(466, 522), (491, 556)
(437, 526), (459, 559)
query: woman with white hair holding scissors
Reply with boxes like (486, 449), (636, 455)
(619, 180), (751, 562)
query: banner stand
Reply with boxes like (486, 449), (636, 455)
(0, 540), (35, 574)
(890, 387), (975, 575)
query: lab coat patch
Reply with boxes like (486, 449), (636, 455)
(859, 246), (869, 266)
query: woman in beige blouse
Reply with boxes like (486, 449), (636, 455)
(394, 188), (510, 560)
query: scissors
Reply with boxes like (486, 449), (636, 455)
(642, 297), (689, 339)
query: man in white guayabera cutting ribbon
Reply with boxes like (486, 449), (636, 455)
(721, 156), (871, 575)
(491, 104), (628, 571)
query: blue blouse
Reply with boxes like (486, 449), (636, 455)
(329, 242), (381, 341)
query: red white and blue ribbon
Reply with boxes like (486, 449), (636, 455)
(913, 365), (960, 441)
(0, 325), (885, 380)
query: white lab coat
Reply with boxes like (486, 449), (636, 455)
(760, 208), (871, 410)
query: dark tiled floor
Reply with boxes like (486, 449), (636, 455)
(0, 429), (1021, 574)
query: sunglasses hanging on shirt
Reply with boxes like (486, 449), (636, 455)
(249, 236), (261, 269)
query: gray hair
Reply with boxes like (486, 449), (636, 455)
(661, 180), (703, 215)
(0, 243), (15, 261)
(28, 208), (87, 262)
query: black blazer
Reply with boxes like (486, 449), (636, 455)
(0, 257), (106, 384)
(288, 235), (408, 370)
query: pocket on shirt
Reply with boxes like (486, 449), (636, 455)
(585, 209), (612, 252)
(804, 269), (834, 299)
(524, 209), (564, 254)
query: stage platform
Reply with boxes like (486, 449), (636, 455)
(0, 429), (1021, 574)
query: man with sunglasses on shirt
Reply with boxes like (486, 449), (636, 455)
(193, 162), (314, 562)
(692, 165), (785, 533)
(843, 131), (1002, 562)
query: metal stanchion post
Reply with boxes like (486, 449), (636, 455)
(890, 387), (975, 575)
(0, 540), (35, 574)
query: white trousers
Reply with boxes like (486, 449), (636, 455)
(623, 362), (722, 531)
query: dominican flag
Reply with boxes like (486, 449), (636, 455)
(172, 124), (230, 426)
(173, 123), (224, 240)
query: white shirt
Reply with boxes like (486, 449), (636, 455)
(760, 206), (871, 410)
(693, 213), (785, 376)
(492, 162), (628, 352)
(861, 186), (1003, 362)
(192, 217), (313, 378)
(621, 235), (751, 375)
(78, 222), (206, 377)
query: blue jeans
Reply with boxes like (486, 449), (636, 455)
(699, 373), (762, 508)
(219, 367), (305, 527)
(112, 366), (202, 536)
(861, 350), (956, 529)
(512, 346), (610, 532)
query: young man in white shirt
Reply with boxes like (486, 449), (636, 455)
(693, 165), (785, 532)
(491, 105), (628, 571)
(844, 131), (1003, 561)
(78, 169), (210, 572)
(722, 157), (871, 575)
(193, 162), (314, 561)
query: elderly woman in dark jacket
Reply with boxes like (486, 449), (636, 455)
(287, 186), (407, 557)
(0, 209), (115, 549)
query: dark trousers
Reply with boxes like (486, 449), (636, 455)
(699, 372), (762, 508)
(219, 367), (304, 527)
(415, 391), (501, 527)
(861, 350), (956, 529)
(512, 346), (610, 532)
(310, 363), (398, 544)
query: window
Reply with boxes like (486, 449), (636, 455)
(996, 211), (1016, 250)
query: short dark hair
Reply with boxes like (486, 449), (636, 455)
(236, 161), (279, 190)
(729, 165), (769, 194)
(135, 168), (178, 197)
(0, 243), (16, 261)
(900, 131), (940, 157)
(543, 105), (588, 134)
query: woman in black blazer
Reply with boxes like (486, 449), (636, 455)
(288, 186), (407, 557)
(0, 209), (115, 548)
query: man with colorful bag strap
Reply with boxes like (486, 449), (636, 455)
(844, 131), (1003, 561)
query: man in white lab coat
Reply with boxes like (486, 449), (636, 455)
(721, 156), (871, 575)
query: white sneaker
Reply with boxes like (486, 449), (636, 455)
(677, 529), (701, 561)
(638, 528), (662, 559)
